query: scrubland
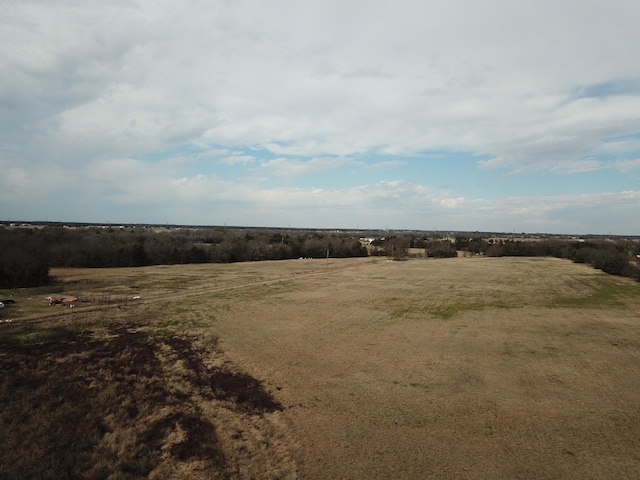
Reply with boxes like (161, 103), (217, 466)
(1, 256), (640, 479)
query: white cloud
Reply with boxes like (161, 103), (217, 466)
(614, 158), (640, 173)
(6, 0), (640, 166)
(440, 198), (466, 209)
(365, 160), (408, 170)
(219, 155), (255, 165)
(260, 157), (354, 177)
(199, 149), (230, 158)
(551, 160), (603, 175)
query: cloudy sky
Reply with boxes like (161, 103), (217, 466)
(2, 0), (640, 234)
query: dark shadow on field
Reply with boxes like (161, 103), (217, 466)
(0, 324), (283, 480)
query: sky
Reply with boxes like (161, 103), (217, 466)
(2, 0), (640, 235)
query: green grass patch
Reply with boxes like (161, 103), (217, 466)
(427, 301), (512, 319)
(149, 326), (175, 337)
(552, 279), (640, 308)
(391, 300), (513, 320)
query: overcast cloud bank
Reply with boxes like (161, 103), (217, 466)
(2, 0), (640, 234)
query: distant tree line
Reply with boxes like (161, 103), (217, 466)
(377, 233), (640, 280)
(2, 225), (638, 288)
(0, 226), (368, 287)
(452, 236), (640, 281)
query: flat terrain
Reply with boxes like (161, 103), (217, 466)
(2, 257), (640, 479)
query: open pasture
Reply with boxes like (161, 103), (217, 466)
(2, 256), (640, 479)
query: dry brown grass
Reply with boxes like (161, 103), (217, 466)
(2, 256), (640, 479)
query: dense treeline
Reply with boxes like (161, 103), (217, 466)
(0, 228), (51, 288)
(2, 226), (639, 288)
(376, 233), (640, 280)
(452, 236), (640, 281)
(0, 226), (368, 287)
(0, 251), (50, 289)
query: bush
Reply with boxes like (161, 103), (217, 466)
(425, 241), (457, 258)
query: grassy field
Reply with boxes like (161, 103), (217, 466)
(1, 256), (640, 479)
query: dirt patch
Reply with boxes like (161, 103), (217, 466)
(0, 324), (292, 480)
